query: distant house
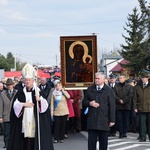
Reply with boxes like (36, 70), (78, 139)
(99, 54), (122, 77)
(110, 59), (129, 77)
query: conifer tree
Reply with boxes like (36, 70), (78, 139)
(138, 0), (150, 66)
(119, 7), (146, 75)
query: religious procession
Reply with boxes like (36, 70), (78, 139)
(0, 0), (150, 150)
(0, 58), (150, 150)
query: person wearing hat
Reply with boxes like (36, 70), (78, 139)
(7, 63), (54, 150)
(0, 78), (17, 148)
(108, 74), (118, 89)
(133, 71), (150, 142)
(108, 74), (117, 136)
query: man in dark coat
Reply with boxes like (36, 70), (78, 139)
(7, 63), (54, 150)
(83, 72), (116, 150)
(113, 74), (133, 138)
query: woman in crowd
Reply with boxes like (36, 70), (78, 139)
(51, 81), (70, 143)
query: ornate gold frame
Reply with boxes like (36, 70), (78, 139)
(60, 35), (97, 90)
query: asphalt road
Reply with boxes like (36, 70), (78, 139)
(0, 131), (150, 150)
(0, 132), (88, 150)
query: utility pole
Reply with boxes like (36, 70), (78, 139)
(56, 54), (57, 66)
(14, 53), (16, 71)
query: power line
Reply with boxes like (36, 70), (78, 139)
(0, 19), (125, 27)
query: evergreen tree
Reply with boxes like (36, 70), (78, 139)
(0, 52), (26, 71)
(0, 54), (9, 70)
(138, 0), (150, 34)
(119, 7), (146, 75)
(6, 52), (15, 70)
(138, 0), (150, 65)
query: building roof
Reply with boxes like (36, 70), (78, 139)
(110, 59), (128, 72)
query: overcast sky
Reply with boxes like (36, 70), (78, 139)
(0, 0), (140, 67)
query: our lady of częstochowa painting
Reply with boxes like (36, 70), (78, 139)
(60, 35), (97, 90)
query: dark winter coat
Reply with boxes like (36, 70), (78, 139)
(133, 80), (150, 112)
(113, 82), (133, 110)
(83, 84), (116, 131)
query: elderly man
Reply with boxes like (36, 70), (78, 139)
(7, 63), (54, 150)
(83, 72), (116, 150)
(0, 78), (17, 148)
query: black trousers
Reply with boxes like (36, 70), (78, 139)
(54, 115), (68, 141)
(116, 110), (129, 136)
(0, 123), (3, 135)
(88, 129), (108, 150)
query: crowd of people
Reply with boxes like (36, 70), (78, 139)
(0, 64), (150, 150)
(0, 64), (85, 149)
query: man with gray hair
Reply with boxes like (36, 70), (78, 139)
(83, 72), (116, 150)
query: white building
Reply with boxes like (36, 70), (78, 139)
(100, 55), (122, 77)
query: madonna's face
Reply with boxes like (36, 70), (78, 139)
(73, 45), (84, 59)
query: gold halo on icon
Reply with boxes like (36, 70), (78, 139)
(68, 41), (88, 59)
(83, 55), (92, 63)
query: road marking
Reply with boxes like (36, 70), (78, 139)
(108, 141), (131, 147)
(108, 139), (124, 142)
(113, 144), (141, 150)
